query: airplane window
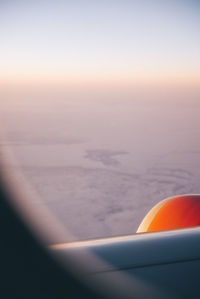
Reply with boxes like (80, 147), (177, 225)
(0, 1), (200, 243)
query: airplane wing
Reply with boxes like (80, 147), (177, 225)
(52, 226), (200, 299)
(51, 195), (200, 299)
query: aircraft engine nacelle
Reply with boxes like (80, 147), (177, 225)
(137, 194), (200, 233)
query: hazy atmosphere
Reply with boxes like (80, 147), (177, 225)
(1, 87), (200, 241)
(1, 1), (200, 242)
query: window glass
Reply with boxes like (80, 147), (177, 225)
(1, 1), (200, 242)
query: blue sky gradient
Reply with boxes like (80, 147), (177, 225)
(1, 0), (200, 85)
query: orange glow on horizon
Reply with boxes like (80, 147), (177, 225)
(0, 71), (200, 89)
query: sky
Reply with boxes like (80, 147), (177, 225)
(0, 0), (200, 87)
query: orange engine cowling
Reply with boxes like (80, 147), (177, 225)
(137, 194), (200, 233)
